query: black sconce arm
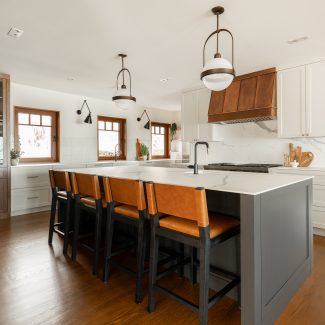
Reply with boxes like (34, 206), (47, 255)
(137, 109), (150, 122)
(77, 100), (91, 115)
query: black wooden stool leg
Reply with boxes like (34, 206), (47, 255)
(93, 200), (102, 275)
(148, 216), (159, 313)
(199, 227), (210, 325)
(190, 247), (198, 284)
(135, 214), (145, 304)
(72, 196), (81, 261)
(63, 194), (71, 255)
(48, 194), (57, 245)
(177, 242), (185, 278)
(103, 206), (115, 282)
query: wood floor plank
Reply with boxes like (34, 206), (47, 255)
(0, 211), (324, 324)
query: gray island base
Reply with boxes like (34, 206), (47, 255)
(61, 166), (313, 325)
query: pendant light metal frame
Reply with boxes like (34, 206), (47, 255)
(112, 54), (136, 103)
(200, 6), (235, 81)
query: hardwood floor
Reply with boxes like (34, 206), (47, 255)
(0, 211), (324, 324)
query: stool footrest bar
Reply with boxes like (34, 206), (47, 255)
(208, 277), (240, 308)
(156, 284), (199, 313)
(157, 257), (191, 280)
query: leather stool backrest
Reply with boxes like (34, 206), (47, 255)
(145, 182), (209, 228)
(103, 177), (146, 211)
(71, 173), (101, 199)
(49, 170), (71, 192)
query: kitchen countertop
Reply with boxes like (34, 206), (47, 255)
(63, 165), (313, 196)
(11, 159), (189, 168)
(270, 166), (325, 172)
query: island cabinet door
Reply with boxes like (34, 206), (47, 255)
(240, 180), (312, 325)
(306, 60), (325, 137)
(277, 66), (306, 138)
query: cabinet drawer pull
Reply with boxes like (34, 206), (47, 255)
(27, 196), (39, 200)
(27, 176), (39, 179)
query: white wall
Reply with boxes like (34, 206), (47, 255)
(189, 120), (325, 167)
(10, 83), (181, 163)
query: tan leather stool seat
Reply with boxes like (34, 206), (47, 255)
(114, 204), (139, 219)
(159, 212), (240, 238)
(80, 196), (107, 208)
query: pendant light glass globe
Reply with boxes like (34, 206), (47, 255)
(112, 86), (136, 110)
(201, 57), (234, 91)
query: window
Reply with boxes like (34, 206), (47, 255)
(14, 107), (60, 163)
(98, 116), (126, 160)
(151, 122), (170, 159)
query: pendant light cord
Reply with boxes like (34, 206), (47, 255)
(216, 13), (219, 55)
(121, 56), (125, 87)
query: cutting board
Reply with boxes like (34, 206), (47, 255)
(299, 152), (314, 167)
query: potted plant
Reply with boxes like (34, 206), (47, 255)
(139, 143), (149, 160)
(170, 123), (177, 141)
(10, 147), (22, 166)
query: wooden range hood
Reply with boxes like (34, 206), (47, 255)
(208, 67), (276, 124)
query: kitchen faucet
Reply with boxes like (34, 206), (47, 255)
(114, 143), (120, 162)
(193, 141), (209, 174)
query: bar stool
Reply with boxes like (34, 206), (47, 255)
(102, 177), (148, 304)
(145, 182), (240, 325)
(71, 172), (105, 275)
(48, 170), (73, 255)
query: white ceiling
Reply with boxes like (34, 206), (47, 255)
(0, 0), (325, 111)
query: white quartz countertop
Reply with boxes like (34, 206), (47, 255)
(63, 166), (313, 196)
(270, 166), (325, 172)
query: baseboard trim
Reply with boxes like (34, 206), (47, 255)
(11, 206), (51, 216)
(313, 227), (325, 237)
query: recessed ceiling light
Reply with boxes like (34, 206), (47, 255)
(287, 36), (309, 44)
(7, 27), (24, 38)
(160, 78), (169, 83)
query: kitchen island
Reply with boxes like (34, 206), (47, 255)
(61, 166), (313, 325)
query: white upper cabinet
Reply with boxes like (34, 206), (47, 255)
(277, 66), (306, 137)
(181, 90), (198, 142)
(306, 60), (325, 137)
(278, 60), (325, 138)
(181, 88), (219, 142)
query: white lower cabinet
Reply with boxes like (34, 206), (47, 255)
(11, 165), (54, 216)
(12, 187), (51, 213)
(269, 167), (325, 234)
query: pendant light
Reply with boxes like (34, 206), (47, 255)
(112, 54), (136, 110)
(201, 6), (235, 91)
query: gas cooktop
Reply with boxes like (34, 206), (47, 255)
(203, 163), (282, 173)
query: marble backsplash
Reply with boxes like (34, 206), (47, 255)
(189, 120), (325, 167)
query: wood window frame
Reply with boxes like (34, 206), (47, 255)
(151, 122), (170, 159)
(14, 106), (60, 163)
(97, 116), (127, 161)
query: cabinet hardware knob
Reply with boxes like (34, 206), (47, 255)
(27, 196), (39, 200)
(27, 176), (39, 179)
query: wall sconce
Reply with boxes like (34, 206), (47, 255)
(137, 109), (151, 129)
(76, 100), (92, 124)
